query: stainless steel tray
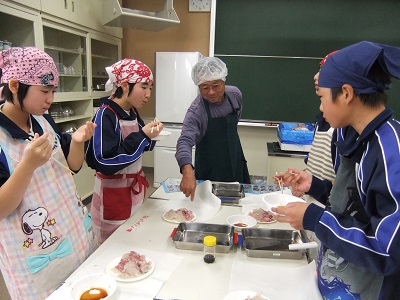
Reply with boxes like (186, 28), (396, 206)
(242, 228), (305, 259)
(212, 183), (245, 204)
(172, 222), (234, 253)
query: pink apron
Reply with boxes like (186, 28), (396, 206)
(0, 115), (98, 300)
(91, 107), (149, 243)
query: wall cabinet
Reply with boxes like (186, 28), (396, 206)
(0, 2), (41, 48)
(0, 0), (122, 199)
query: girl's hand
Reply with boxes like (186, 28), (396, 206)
(142, 120), (164, 139)
(72, 121), (97, 143)
(22, 132), (52, 169)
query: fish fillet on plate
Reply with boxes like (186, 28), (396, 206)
(106, 251), (154, 282)
(162, 208), (196, 223)
(247, 208), (276, 224)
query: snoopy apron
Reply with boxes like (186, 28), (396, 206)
(0, 116), (97, 300)
(91, 106), (149, 243)
(195, 97), (250, 183)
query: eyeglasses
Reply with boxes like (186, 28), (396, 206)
(199, 81), (224, 92)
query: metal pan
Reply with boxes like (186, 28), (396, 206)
(172, 222), (234, 253)
(242, 228), (308, 259)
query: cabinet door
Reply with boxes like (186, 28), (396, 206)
(0, 3), (41, 48)
(89, 34), (121, 98)
(43, 22), (88, 96)
(8, 0), (41, 10)
(40, 0), (74, 21)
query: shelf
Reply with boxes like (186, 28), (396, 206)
(44, 45), (85, 55)
(53, 114), (93, 124)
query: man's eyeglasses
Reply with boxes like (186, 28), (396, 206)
(199, 81), (224, 92)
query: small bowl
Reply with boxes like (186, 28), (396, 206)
(70, 273), (117, 300)
(227, 214), (257, 231)
(152, 130), (171, 141)
(262, 193), (306, 214)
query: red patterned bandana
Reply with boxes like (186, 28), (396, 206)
(105, 58), (153, 97)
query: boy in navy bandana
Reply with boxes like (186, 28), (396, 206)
(274, 41), (400, 299)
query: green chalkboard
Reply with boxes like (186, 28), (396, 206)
(215, 0), (400, 123)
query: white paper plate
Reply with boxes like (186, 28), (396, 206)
(106, 256), (155, 282)
(262, 193), (306, 215)
(245, 208), (277, 224)
(152, 130), (171, 141)
(223, 290), (270, 300)
(162, 209), (196, 223)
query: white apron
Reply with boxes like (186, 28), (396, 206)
(91, 108), (149, 243)
(0, 116), (97, 300)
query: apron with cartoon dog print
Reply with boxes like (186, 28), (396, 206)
(0, 115), (98, 300)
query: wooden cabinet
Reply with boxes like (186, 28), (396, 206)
(0, 0), (122, 199)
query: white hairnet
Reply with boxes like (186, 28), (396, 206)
(191, 57), (228, 86)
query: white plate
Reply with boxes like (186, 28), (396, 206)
(223, 290), (270, 300)
(162, 209), (196, 223)
(105, 256), (155, 282)
(152, 130), (171, 141)
(246, 208), (277, 224)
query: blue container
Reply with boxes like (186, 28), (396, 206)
(277, 122), (314, 145)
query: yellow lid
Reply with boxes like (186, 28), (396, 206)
(203, 235), (216, 247)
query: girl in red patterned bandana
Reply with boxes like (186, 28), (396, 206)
(0, 47), (98, 300)
(85, 58), (163, 243)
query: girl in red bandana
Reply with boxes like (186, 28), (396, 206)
(85, 58), (163, 243)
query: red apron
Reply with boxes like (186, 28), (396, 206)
(91, 109), (149, 243)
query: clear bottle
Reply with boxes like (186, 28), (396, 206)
(203, 235), (216, 263)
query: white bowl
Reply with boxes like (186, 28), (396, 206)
(70, 273), (117, 300)
(262, 193), (306, 214)
(226, 214), (257, 231)
(152, 130), (171, 141)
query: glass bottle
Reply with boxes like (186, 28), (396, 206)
(203, 235), (216, 263)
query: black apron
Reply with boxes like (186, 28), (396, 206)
(317, 155), (382, 300)
(194, 96), (250, 184)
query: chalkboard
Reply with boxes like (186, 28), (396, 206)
(214, 0), (400, 123)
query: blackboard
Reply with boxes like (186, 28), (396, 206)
(214, 0), (400, 123)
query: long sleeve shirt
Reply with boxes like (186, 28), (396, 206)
(304, 108), (400, 297)
(85, 98), (155, 175)
(175, 85), (243, 169)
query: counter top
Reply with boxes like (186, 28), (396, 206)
(267, 142), (308, 158)
(47, 187), (321, 300)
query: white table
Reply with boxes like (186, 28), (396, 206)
(47, 185), (320, 300)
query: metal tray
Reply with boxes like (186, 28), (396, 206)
(242, 228), (305, 259)
(172, 222), (234, 253)
(212, 183), (245, 204)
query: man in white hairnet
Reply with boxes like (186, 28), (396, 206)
(175, 57), (250, 200)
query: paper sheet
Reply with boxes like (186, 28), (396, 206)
(156, 180), (221, 222)
(228, 260), (322, 300)
(46, 244), (183, 300)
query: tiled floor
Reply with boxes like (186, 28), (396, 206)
(0, 167), (156, 300)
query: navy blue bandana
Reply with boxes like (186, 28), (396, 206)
(319, 41), (400, 94)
